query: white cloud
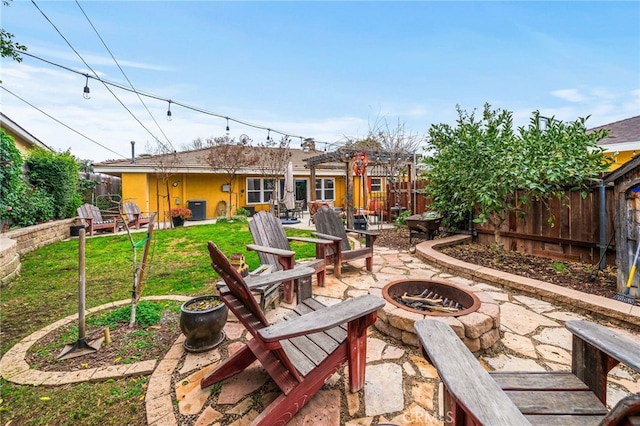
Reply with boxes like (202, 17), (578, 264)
(550, 89), (587, 103)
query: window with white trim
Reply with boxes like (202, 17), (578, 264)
(370, 177), (382, 192)
(315, 178), (334, 201)
(246, 178), (275, 204)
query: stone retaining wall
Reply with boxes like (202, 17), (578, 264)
(0, 219), (77, 285)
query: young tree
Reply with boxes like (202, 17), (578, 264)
(423, 104), (611, 248)
(204, 135), (258, 217)
(369, 119), (423, 208)
(145, 142), (180, 228)
(255, 135), (291, 212)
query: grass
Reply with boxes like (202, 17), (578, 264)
(0, 220), (318, 425)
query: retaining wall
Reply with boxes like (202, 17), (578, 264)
(0, 219), (77, 285)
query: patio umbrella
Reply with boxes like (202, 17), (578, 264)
(282, 160), (295, 212)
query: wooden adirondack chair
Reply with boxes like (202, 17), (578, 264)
(76, 203), (118, 236)
(201, 241), (384, 426)
(122, 201), (152, 229)
(414, 318), (640, 426)
(247, 211), (333, 304)
(312, 206), (379, 278)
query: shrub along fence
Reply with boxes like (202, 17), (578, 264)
(387, 180), (615, 266)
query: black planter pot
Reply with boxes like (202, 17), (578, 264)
(179, 295), (228, 353)
(172, 217), (185, 227)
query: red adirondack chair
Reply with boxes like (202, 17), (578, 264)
(201, 241), (384, 425)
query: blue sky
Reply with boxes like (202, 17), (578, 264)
(1, 1), (638, 162)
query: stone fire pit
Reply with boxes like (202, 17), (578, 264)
(374, 279), (501, 355)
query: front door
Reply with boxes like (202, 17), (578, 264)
(295, 179), (308, 210)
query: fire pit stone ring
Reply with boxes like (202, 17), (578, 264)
(374, 278), (501, 355)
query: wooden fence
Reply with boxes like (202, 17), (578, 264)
(387, 182), (615, 265)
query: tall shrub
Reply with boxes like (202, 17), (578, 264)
(26, 148), (80, 219)
(0, 129), (25, 226)
(423, 104), (611, 248)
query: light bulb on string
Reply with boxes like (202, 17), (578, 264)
(225, 117), (230, 135)
(83, 75), (91, 99)
(167, 100), (172, 121)
(266, 129), (271, 142)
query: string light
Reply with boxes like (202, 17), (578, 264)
(225, 117), (230, 135)
(266, 129), (271, 142)
(19, 51), (344, 150)
(83, 74), (90, 99)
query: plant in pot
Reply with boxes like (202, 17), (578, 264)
(179, 294), (229, 352)
(170, 207), (192, 227)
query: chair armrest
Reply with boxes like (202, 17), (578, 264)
(258, 295), (384, 342)
(79, 216), (93, 224)
(310, 232), (342, 242)
(249, 264), (274, 276)
(243, 265), (314, 290)
(566, 320), (640, 373)
(414, 319), (530, 425)
(287, 236), (334, 246)
(246, 244), (295, 258)
(345, 228), (380, 237)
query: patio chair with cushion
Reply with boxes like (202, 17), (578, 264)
(123, 201), (153, 229)
(77, 203), (118, 236)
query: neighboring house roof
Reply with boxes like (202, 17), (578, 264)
(592, 115), (640, 153)
(93, 146), (334, 177)
(0, 112), (54, 153)
(603, 152), (640, 184)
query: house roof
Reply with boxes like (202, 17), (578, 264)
(592, 115), (640, 153)
(0, 112), (53, 152)
(93, 146), (334, 177)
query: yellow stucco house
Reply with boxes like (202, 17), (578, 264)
(92, 143), (411, 223)
(93, 145), (353, 222)
(592, 115), (640, 170)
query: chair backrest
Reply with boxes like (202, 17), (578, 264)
(207, 241), (269, 328)
(248, 211), (290, 270)
(123, 201), (141, 217)
(314, 206), (351, 252)
(77, 203), (104, 223)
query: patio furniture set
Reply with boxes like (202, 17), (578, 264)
(200, 206), (640, 425)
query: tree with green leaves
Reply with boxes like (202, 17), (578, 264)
(1, 1), (27, 67)
(423, 103), (611, 248)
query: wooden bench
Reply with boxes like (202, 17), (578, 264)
(77, 203), (118, 236)
(414, 319), (640, 425)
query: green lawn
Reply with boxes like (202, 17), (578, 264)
(0, 219), (318, 425)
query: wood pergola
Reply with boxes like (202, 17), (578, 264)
(304, 148), (417, 227)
